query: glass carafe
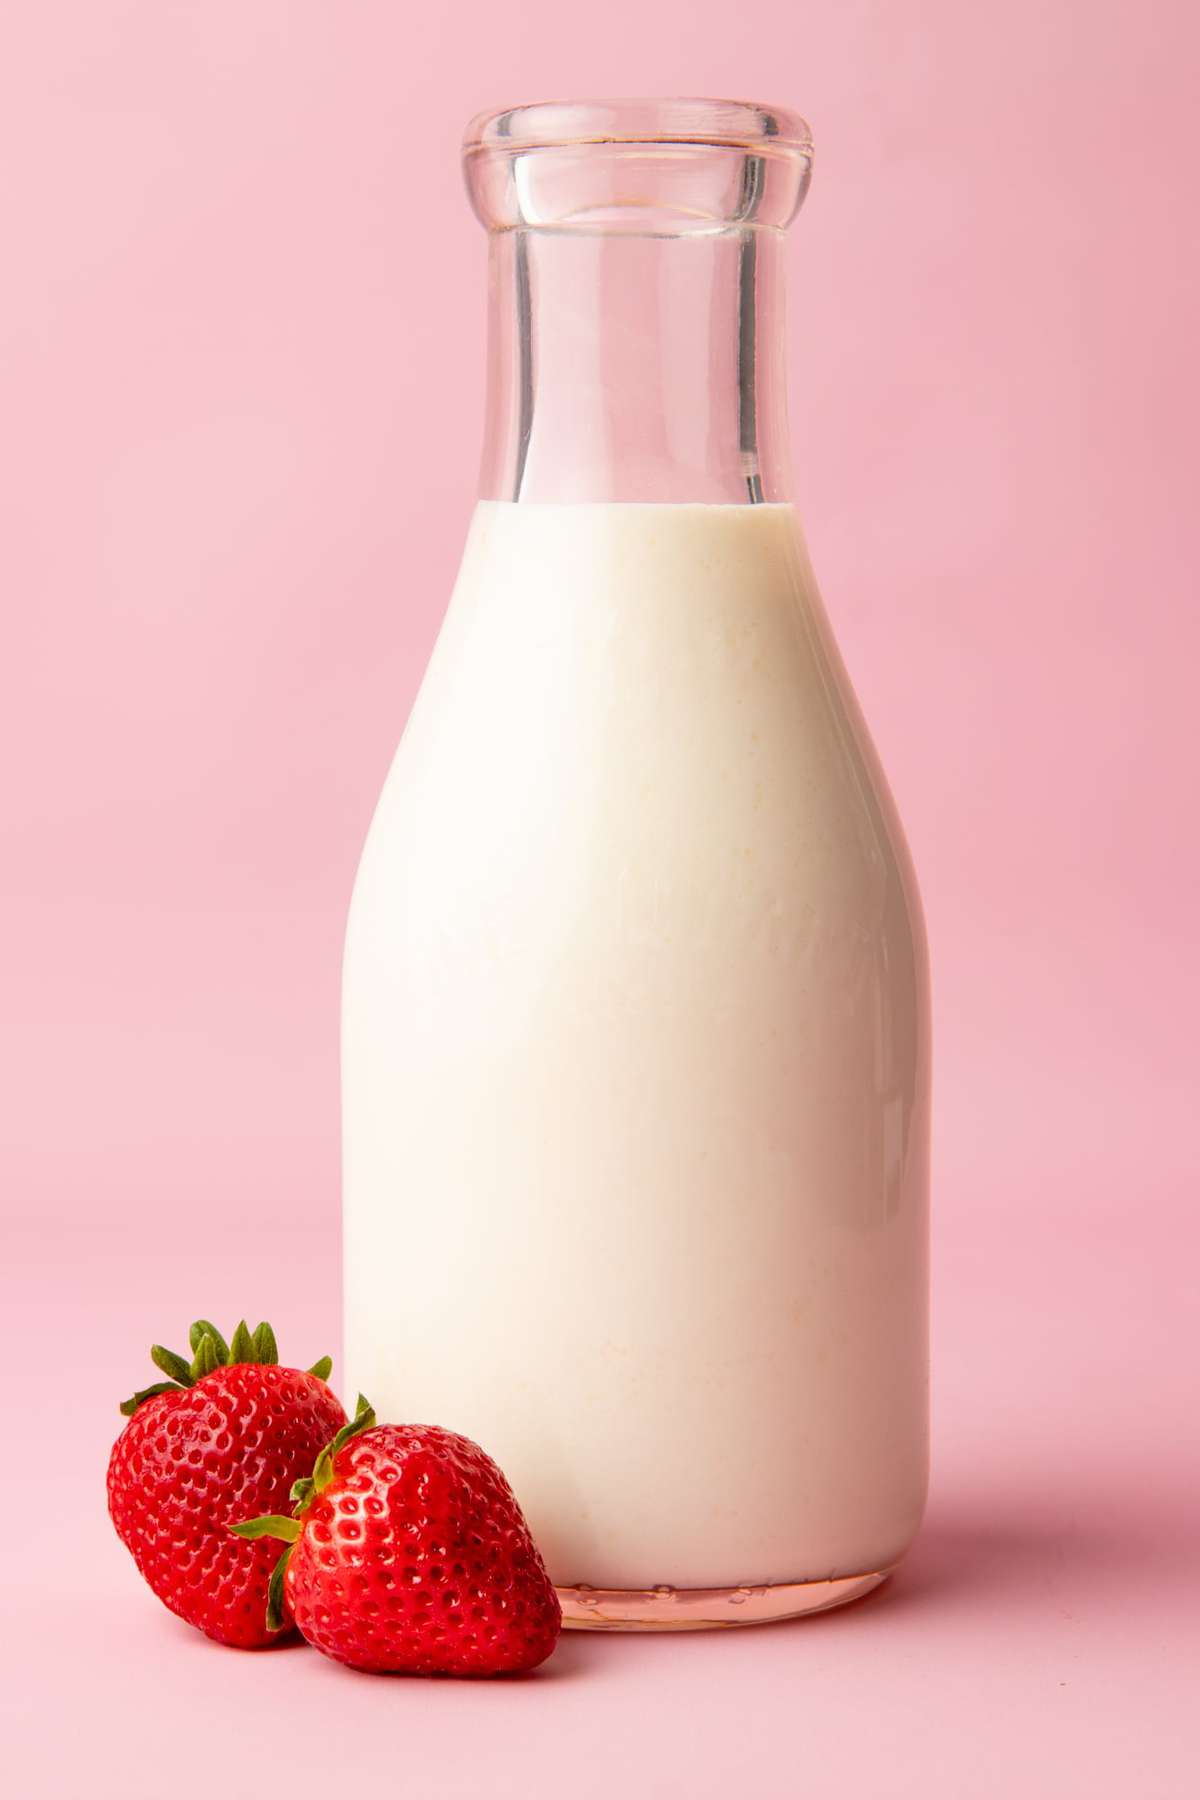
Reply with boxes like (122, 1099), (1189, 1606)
(342, 99), (929, 1629)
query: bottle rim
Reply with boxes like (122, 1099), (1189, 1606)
(463, 97), (813, 161)
(463, 99), (813, 236)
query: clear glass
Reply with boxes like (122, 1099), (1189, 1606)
(342, 99), (929, 1632)
(463, 98), (812, 503)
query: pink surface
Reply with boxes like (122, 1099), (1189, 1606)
(2, 3), (1197, 1796)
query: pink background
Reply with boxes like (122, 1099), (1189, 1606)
(3, 3), (1197, 1795)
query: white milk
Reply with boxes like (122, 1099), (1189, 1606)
(343, 501), (928, 1591)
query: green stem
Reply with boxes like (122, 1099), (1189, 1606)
(117, 1318), (334, 1415)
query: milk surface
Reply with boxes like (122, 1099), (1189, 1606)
(343, 501), (928, 1588)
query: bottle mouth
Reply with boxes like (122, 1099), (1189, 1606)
(463, 97), (813, 236)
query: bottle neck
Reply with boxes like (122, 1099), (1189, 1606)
(479, 227), (793, 504)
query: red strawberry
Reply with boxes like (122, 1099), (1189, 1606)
(107, 1318), (346, 1648)
(234, 1397), (561, 1675)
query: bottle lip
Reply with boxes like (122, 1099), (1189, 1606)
(463, 97), (813, 161)
(463, 99), (813, 236)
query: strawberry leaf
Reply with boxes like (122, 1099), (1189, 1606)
(119, 1380), (185, 1417)
(118, 1318), (330, 1418)
(150, 1344), (194, 1387)
(190, 1332), (222, 1380)
(188, 1319), (231, 1363)
(266, 1544), (295, 1633)
(312, 1394), (376, 1495)
(230, 1515), (302, 1543)
(290, 1477), (315, 1513)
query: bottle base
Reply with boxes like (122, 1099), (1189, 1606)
(557, 1566), (892, 1631)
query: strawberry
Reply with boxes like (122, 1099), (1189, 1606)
(234, 1397), (561, 1675)
(107, 1318), (346, 1648)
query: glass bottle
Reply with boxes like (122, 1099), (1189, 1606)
(342, 99), (929, 1629)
